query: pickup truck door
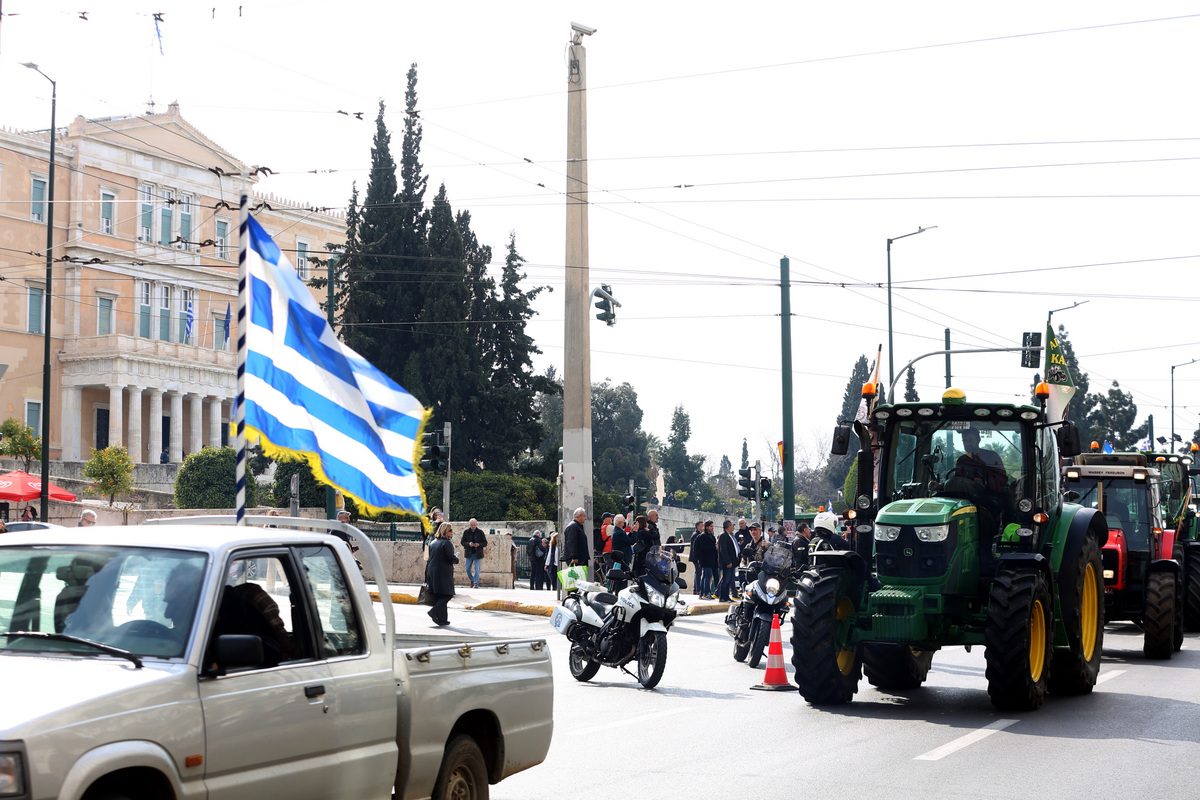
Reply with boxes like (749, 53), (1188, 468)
(295, 545), (397, 800)
(199, 550), (338, 800)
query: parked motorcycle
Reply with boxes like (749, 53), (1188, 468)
(550, 546), (686, 689)
(725, 542), (794, 667)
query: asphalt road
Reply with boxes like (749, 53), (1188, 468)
(390, 601), (1200, 800)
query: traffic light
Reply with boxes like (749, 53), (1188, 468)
(759, 476), (772, 500)
(636, 485), (650, 508)
(594, 284), (615, 326)
(738, 468), (756, 500)
(623, 493), (636, 514)
(419, 431), (448, 473)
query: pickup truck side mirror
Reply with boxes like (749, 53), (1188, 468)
(831, 423), (852, 456)
(214, 634), (265, 672)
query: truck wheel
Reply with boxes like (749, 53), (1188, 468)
(433, 735), (489, 800)
(790, 568), (861, 704)
(985, 568), (1052, 711)
(1185, 553), (1200, 633)
(568, 643), (600, 682)
(863, 644), (934, 690)
(1143, 570), (1175, 659)
(637, 631), (668, 689)
(748, 619), (770, 668)
(1048, 532), (1104, 695)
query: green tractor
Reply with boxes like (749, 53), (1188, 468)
(1140, 448), (1200, 629)
(791, 383), (1108, 711)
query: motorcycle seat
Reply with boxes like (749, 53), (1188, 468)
(587, 592), (618, 606)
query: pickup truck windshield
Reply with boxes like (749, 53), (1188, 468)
(0, 546), (207, 659)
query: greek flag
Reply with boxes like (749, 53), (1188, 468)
(242, 215), (428, 514)
(185, 298), (194, 342)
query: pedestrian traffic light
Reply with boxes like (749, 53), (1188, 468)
(623, 493), (635, 514)
(738, 468), (756, 500)
(419, 431), (448, 473)
(759, 476), (772, 500)
(594, 284), (616, 326)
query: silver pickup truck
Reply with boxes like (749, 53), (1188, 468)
(0, 516), (553, 800)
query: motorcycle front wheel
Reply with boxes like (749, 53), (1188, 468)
(748, 619), (771, 668)
(637, 631), (668, 689)
(569, 642), (601, 682)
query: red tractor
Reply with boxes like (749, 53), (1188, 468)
(1064, 452), (1183, 658)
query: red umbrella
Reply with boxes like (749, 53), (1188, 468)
(0, 471), (76, 502)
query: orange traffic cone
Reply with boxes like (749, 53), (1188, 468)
(750, 613), (793, 691)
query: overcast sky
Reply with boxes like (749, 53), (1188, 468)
(5, 1), (1199, 477)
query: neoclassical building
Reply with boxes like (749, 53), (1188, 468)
(0, 103), (345, 466)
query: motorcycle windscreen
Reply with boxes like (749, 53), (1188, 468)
(644, 547), (675, 582)
(762, 544), (793, 575)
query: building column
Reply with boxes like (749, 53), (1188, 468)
(208, 397), (224, 448)
(169, 392), (183, 462)
(107, 385), (124, 449)
(188, 393), (203, 456)
(126, 386), (143, 463)
(61, 386), (82, 461)
(148, 389), (163, 464)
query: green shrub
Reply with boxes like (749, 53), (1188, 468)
(83, 445), (135, 506)
(174, 446), (258, 509)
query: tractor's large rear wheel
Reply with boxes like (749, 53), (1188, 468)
(790, 568), (861, 704)
(863, 644), (934, 691)
(1143, 570), (1176, 660)
(1185, 552), (1200, 633)
(985, 568), (1052, 711)
(1048, 533), (1104, 695)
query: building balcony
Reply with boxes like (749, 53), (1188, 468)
(61, 333), (236, 370)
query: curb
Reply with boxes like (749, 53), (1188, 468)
(683, 601), (733, 616)
(466, 599), (556, 617)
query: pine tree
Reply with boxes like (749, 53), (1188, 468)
(661, 405), (705, 499)
(740, 438), (749, 471)
(828, 355), (870, 488)
(1084, 381), (1142, 450)
(904, 367), (920, 402)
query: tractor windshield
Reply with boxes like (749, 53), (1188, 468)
(884, 417), (1026, 506)
(1074, 477), (1155, 550)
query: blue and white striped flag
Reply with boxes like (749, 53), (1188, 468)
(185, 298), (194, 342)
(242, 215), (428, 515)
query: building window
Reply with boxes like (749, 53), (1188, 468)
(178, 289), (193, 344)
(138, 282), (152, 338)
(159, 188), (174, 246)
(139, 185), (154, 241)
(25, 402), (41, 438)
(179, 195), (192, 248)
(216, 220), (229, 260)
(100, 191), (115, 234)
(98, 296), (113, 335)
(158, 285), (172, 341)
(295, 239), (310, 280)
(27, 285), (44, 334)
(31, 177), (46, 222)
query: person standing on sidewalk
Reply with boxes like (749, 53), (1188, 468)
(426, 522), (458, 626)
(526, 531), (548, 590)
(545, 531), (560, 590)
(461, 519), (487, 589)
(562, 508), (590, 568)
(716, 520), (739, 602)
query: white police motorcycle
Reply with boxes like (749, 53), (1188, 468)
(550, 546), (685, 689)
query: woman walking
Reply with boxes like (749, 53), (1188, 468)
(426, 522), (459, 626)
(545, 530), (561, 590)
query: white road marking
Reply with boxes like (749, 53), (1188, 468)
(566, 705), (694, 736)
(1096, 668), (1126, 685)
(914, 719), (1019, 761)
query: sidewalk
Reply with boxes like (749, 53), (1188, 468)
(367, 581), (733, 617)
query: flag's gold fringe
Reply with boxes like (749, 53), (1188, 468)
(246, 415), (431, 533)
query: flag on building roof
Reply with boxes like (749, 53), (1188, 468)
(1043, 322), (1076, 422)
(241, 215), (428, 515)
(224, 302), (231, 345)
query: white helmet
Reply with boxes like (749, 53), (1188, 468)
(813, 511), (839, 535)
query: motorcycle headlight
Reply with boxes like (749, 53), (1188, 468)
(875, 524), (901, 541)
(666, 592), (678, 610)
(0, 751), (26, 796)
(915, 524), (950, 543)
(646, 586), (666, 607)
(766, 578), (781, 595)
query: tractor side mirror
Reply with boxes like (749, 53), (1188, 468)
(831, 423), (852, 456)
(1063, 490), (1080, 502)
(1056, 422), (1082, 457)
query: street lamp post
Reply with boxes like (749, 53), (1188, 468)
(22, 63), (56, 521)
(1171, 358), (1198, 453)
(887, 226), (936, 390)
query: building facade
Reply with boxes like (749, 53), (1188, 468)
(0, 103), (345, 466)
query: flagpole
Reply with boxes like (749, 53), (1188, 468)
(235, 194), (249, 525)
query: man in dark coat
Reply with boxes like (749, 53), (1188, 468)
(461, 519), (487, 589)
(426, 523), (459, 626)
(716, 520), (739, 601)
(562, 508), (590, 567)
(693, 521), (718, 598)
(646, 509), (663, 545)
(687, 522), (705, 595)
(526, 531), (548, 590)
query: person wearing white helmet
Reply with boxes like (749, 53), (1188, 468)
(809, 510), (851, 556)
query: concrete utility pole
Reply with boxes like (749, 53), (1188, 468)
(562, 22), (596, 534)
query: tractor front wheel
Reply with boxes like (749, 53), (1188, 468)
(1048, 533), (1104, 695)
(1143, 570), (1176, 660)
(790, 568), (861, 704)
(985, 568), (1052, 711)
